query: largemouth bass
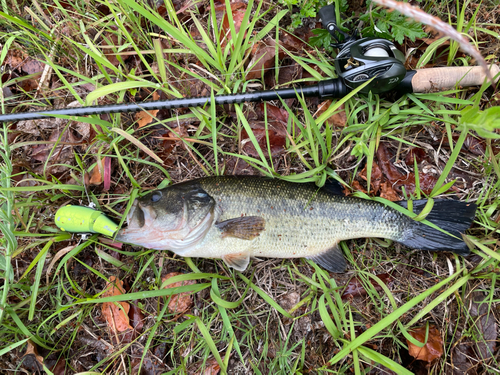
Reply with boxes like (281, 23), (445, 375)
(116, 176), (476, 272)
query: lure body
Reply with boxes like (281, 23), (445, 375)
(55, 205), (118, 236)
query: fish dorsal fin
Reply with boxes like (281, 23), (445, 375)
(222, 251), (251, 272)
(321, 179), (346, 196)
(216, 216), (265, 240)
(307, 245), (346, 273)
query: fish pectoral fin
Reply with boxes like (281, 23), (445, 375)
(307, 244), (346, 273)
(215, 216), (265, 240)
(222, 251), (250, 272)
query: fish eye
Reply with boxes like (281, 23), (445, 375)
(151, 191), (162, 202)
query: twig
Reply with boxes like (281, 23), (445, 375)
(373, 0), (495, 84)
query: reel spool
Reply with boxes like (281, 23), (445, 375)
(334, 38), (407, 93)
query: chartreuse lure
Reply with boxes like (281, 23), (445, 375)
(55, 205), (118, 236)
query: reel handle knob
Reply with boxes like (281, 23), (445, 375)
(318, 4), (337, 34)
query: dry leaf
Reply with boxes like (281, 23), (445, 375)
(162, 272), (196, 314)
(102, 276), (132, 332)
(246, 39), (277, 80)
(136, 91), (160, 128)
(50, 358), (67, 375)
(404, 147), (428, 165)
(129, 304), (145, 332)
(24, 339), (44, 365)
(359, 162), (383, 193)
(316, 101), (347, 127)
(89, 158), (104, 185)
(22, 59), (44, 75)
(18, 100), (91, 137)
(380, 181), (400, 201)
(257, 103), (289, 123)
(188, 356), (221, 375)
(352, 180), (367, 194)
(4, 48), (25, 68)
(421, 25), (450, 45)
(279, 292), (300, 312)
(376, 143), (437, 194)
(131, 354), (161, 375)
(342, 274), (394, 300)
(136, 109), (159, 128)
(215, 2), (247, 49)
(452, 292), (498, 374)
(241, 120), (288, 157)
(46, 245), (76, 284)
(407, 325), (443, 362)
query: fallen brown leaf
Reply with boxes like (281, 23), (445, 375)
(188, 356), (221, 375)
(279, 292), (300, 312)
(50, 358), (67, 375)
(280, 30), (307, 51)
(421, 25), (451, 46)
(404, 147), (428, 165)
(136, 91), (161, 128)
(241, 120), (288, 157)
(131, 354), (161, 375)
(162, 272), (197, 314)
(407, 325), (443, 362)
(18, 100), (91, 137)
(462, 134), (486, 156)
(24, 339), (44, 365)
(22, 59), (44, 75)
(380, 181), (400, 201)
(359, 162), (383, 194)
(136, 109), (159, 128)
(377, 143), (437, 195)
(4, 48), (25, 68)
(101, 26), (132, 67)
(452, 292), (498, 374)
(317, 101), (347, 128)
(342, 274), (394, 300)
(215, 1), (247, 49)
(246, 39), (277, 81)
(102, 276), (132, 332)
(89, 158), (104, 186)
(257, 103), (289, 123)
(129, 303), (145, 332)
(352, 180), (367, 194)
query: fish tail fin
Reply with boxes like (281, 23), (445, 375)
(396, 200), (476, 255)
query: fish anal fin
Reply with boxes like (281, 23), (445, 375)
(216, 216), (265, 240)
(222, 251), (250, 272)
(307, 245), (346, 273)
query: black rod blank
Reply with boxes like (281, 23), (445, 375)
(0, 78), (347, 123)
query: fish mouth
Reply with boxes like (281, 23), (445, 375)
(127, 201), (145, 229)
(116, 201), (156, 243)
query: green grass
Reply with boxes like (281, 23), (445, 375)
(0, 0), (499, 373)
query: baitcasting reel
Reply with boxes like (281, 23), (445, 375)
(319, 4), (407, 94)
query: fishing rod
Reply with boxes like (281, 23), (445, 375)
(0, 5), (497, 124)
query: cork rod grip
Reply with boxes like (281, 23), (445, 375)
(411, 65), (499, 92)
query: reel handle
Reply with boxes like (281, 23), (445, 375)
(402, 65), (499, 93)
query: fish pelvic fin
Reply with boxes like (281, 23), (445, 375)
(307, 245), (346, 273)
(396, 199), (477, 255)
(222, 251), (251, 272)
(216, 216), (265, 240)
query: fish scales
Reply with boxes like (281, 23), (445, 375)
(189, 177), (410, 259)
(116, 176), (476, 272)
